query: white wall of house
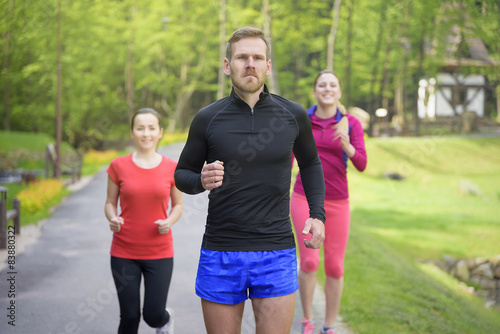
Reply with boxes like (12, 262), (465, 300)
(418, 74), (485, 118)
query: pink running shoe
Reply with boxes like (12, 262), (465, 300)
(299, 318), (315, 334)
(319, 328), (336, 334)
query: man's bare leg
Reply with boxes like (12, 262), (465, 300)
(201, 298), (245, 334)
(252, 293), (296, 334)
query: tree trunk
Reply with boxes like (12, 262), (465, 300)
(377, 38), (392, 136)
(414, 34), (426, 136)
(55, 0), (62, 178)
(293, 50), (303, 98)
(263, 0), (280, 95)
(159, 18), (171, 121)
(343, 0), (354, 107)
(126, 45), (134, 121)
(2, 0), (13, 131)
(496, 1), (500, 123)
(170, 34), (209, 132)
(169, 62), (187, 132)
(394, 0), (412, 135)
(367, 2), (388, 136)
(2, 30), (10, 132)
(126, 5), (137, 122)
(327, 0), (342, 71)
(216, 0), (226, 100)
(496, 85), (500, 123)
(394, 77), (403, 132)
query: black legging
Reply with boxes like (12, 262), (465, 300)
(111, 256), (173, 334)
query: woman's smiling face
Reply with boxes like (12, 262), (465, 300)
(130, 113), (163, 151)
(313, 72), (342, 107)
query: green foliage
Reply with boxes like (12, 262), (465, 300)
(80, 148), (123, 176)
(2, 0), (498, 148)
(16, 179), (64, 214)
(2, 179), (70, 226)
(314, 136), (500, 333)
(82, 148), (120, 167)
(159, 132), (188, 146)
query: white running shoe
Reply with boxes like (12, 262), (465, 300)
(156, 308), (174, 334)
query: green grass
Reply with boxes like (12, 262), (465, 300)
(0, 130), (75, 154)
(315, 136), (500, 333)
(341, 225), (500, 333)
(349, 136), (500, 259)
(0, 130), (76, 170)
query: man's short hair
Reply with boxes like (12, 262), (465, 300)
(226, 26), (271, 61)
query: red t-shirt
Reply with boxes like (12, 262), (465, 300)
(107, 154), (177, 259)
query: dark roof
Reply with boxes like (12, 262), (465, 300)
(438, 3), (499, 69)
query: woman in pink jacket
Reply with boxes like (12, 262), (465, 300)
(292, 70), (367, 334)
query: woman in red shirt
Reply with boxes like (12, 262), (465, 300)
(292, 71), (367, 334)
(105, 108), (183, 334)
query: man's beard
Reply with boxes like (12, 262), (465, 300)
(230, 71), (266, 94)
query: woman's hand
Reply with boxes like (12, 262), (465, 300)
(335, 128), (355, 158)
(155, 219), (173, 235)
(109, 216), (124, 233)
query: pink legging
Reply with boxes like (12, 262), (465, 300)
(290, 192), (350, 279)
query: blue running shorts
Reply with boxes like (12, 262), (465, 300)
(195, 248), (299, 305)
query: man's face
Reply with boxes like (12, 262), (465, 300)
(224, 37), (271, 95)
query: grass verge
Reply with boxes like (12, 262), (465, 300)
(315, 136), (500, 333)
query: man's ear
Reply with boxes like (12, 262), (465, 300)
(266, 59), (272, 76)
(223, 58), (231, 76)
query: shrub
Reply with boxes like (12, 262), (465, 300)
(17, 179), (65, 214)
(0, 150), (45, 170)
(82, 149), (120, 166)
(159, 132), (188, 146)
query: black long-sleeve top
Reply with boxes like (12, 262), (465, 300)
(175, 86), (325, 251)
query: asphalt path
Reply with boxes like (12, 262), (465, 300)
(0, 142), (350, 334)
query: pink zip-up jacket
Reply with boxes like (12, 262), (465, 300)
(293, 105), (367, 200)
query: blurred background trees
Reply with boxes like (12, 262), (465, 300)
(1, 0), (499, 151)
